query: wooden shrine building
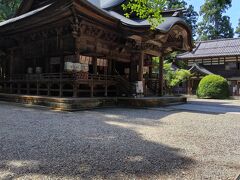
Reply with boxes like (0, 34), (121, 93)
(177, 38), (240, 96)
(0, 0), (193, 98)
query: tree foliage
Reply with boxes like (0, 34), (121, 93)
(236, 19), (240, 37)
(122, 0), (198, 33)
(167, 0), (198, 37)
(122, 0), (167, 29)
(0, 0), (21, 22)
(164, 62), (191, 93)
(197, 0), (234, 40)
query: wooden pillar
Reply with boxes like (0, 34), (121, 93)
(90, 84), (94, 97)
(59, 73), (63, 97)
(47, 83), (50, 96)
(130, 56), (137, 82)
(105, 65), (108, 97)
(9, 50), (14, 94)
(158, 56), (164, 96)
(138, 52), (144, 81)
(149, 65), (153, 79)
(10, 83), (13, 94)
(105, 84), (108, 97)
(187, 79), (192, 95)
(93, 57), (98, 74)
(59, 82), (63, 97)
(36, 81), (39, 95)
(237, 81), (240, 96)
(9, 49), (14, 80)
(17, 83), (21, 94)
(59, 30), (64, 73)
(112, 59), (116, 74)
(108, 59), (112, 75)
(27, 83), (30, 94)
(73, 83), (78, 98)
(4, 82), (7, 93)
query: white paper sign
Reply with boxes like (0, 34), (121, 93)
(73, 63), (82, 72)
(136, 81), (144, 94)
(64, 62), (73, 71)
(81, 64), (89, 72)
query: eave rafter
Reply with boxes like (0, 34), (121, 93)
(123, 23), (193, 56)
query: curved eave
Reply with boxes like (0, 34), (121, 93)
(0, 0), (194, 51)
(15, 0), (34, 16)
(101, 0), (125, 9)
(0, 2), (73, 35)
(0, 4), (52, 28)
(189, 63), (213, 75)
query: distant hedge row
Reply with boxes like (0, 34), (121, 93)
(197, 75), (230, 99)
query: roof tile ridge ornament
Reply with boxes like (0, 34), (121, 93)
(192, 42), (201, 54)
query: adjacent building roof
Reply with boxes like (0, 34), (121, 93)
(177, 38), (240, 60)
(189, 63), (213, 75)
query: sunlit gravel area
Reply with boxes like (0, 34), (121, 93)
(0, 100), (239, 180)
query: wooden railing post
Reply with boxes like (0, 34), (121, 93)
(27, 82), (30, 94)
(73, 83), (78, 98)
(90, 76), (94, 97)
(138, 51), (144, 81)
(105, 75), (108, 97)
(59, 73), (63, 97)
(36, 81), (39, 95)
(158, 56), (164, 96)
(47, 82), (50, 96)
(17, 83), (21, 94)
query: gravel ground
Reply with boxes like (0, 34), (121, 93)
(0, 100), (239, 180)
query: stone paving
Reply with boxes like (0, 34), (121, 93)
(0, 99), (239, 179)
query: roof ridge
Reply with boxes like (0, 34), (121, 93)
(196, 37), (240, 44)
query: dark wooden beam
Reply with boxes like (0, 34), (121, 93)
(138, 51), (144, 81)
(158, 56), (164, 96)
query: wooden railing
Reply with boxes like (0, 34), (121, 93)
(113, 69), (135, 96)
(146, 78), (159, 95)
(1, 73), (116, 82)
(0, 73), (120, 97)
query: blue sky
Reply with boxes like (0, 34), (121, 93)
(186, 0), (240, 31)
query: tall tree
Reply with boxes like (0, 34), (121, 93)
(236, 19), (240, 37)
(167, 0), (198, 37)
(197, 0), (234, 40)
(0, 0), (21, 22)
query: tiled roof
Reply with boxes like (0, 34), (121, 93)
(0, 0), (189, 35)
(0, 4), (51, 27)
(189, 63), (213, 75)
(177, 38), (240, 59)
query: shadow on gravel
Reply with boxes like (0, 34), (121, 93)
(0, 106), (195, 179)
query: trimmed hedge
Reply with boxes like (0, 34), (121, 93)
(197, 75), (230, 99)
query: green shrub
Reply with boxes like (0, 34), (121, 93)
(197, 75), (230, 99)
